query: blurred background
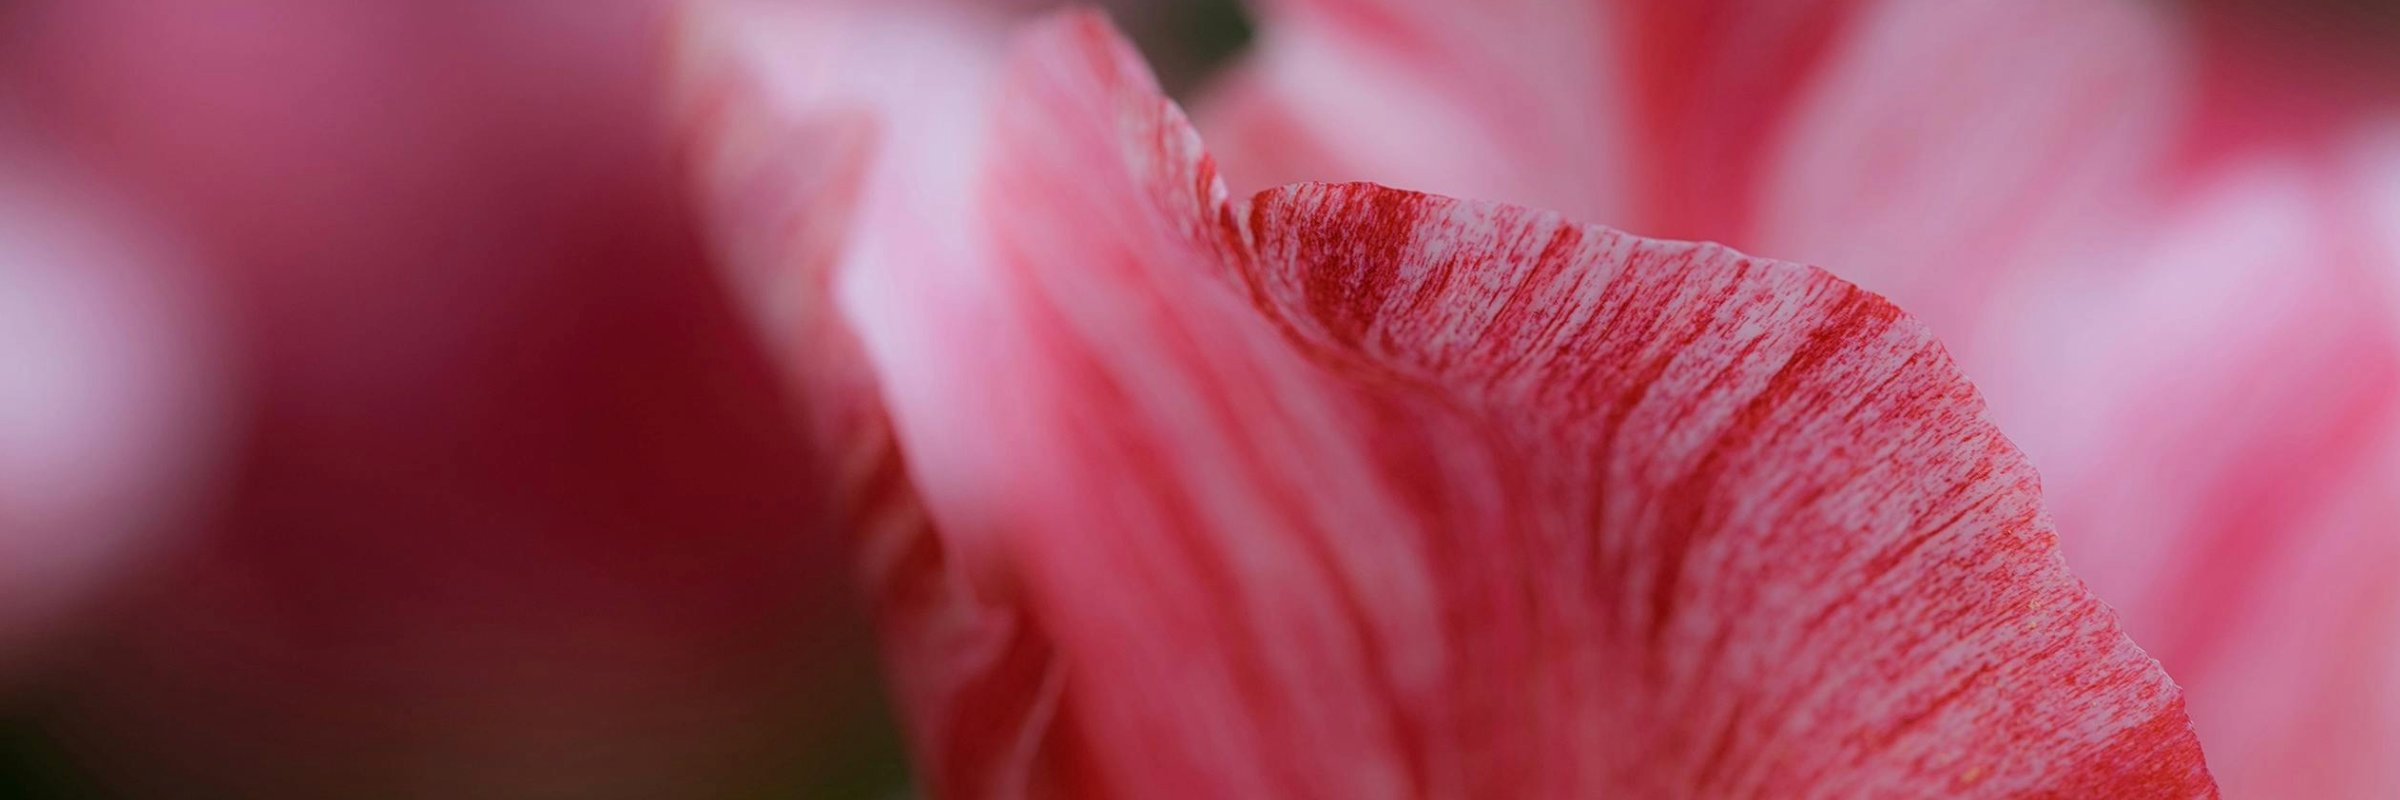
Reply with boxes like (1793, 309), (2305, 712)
(2, 0), (2395, 798)
(0, 2), (1251, 797)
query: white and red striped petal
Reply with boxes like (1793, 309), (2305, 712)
(699, 10), (2220, 796)
(1202, 0), (2190, 336)
(1204, 2), (2400, 795)
(672, 4), (1082, 796)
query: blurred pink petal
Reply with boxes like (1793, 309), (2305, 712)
(0, 155), (223, 682)
(696, 10), (2216, 796)
(2180, 122), (2400, 800)
(1203, 1), (2400, 796)
(1206, 0), (2186, 327)
(674, 4), (1078, 796)
(3, 1), (895, 795)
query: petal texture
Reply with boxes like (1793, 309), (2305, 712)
(1203, 3), (2400, 796)
(713, 11), (2218, 797)
(671, 4), (1103, 797)
(1204, 0), (2185, 330)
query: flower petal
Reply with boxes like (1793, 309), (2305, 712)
(830, 12), (2217, 797)
(1205, 3), (2400, 796)
(2109, 127), (2400, 800)
(1204, 0), (2186, 333)
(671, 5), (1070, 795)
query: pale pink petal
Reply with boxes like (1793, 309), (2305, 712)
(2167, 442), (2400, 799)
(748, 12), (2215, 796)
(1744, 0), (2187, 332)
(1775, 20), (2400, 800)
(1959, 140), (2400, 799)
(2152, 123), (2400, 800)
(671, 8), (1065, 794)
(1204, 0), (1653, 226)
(1203, 0), (2187, 335)
(1206, 4), (2400, 796)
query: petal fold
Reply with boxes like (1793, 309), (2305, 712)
(1203, 3), (2400, 795)
(749, 11), (2221, 798)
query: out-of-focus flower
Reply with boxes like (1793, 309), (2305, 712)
(0, 147), (224, 687)
(688, 6), (2216, 796)
(1200, 1), (2400, 796)
(0, 1), (899, 796)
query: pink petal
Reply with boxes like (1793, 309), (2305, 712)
(1204, 0), (2186, 333)
(2131, 126), (2400, 800)
(1205, 3), (2400, 795)
(671, 8), (1060, 794)
(743, 11), (2216, 796)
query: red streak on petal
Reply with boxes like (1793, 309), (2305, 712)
(826, 12), (2220, 798)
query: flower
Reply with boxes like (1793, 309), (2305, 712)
(686, 6), (2218, 796)
(1201, 1), (2400, 796)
